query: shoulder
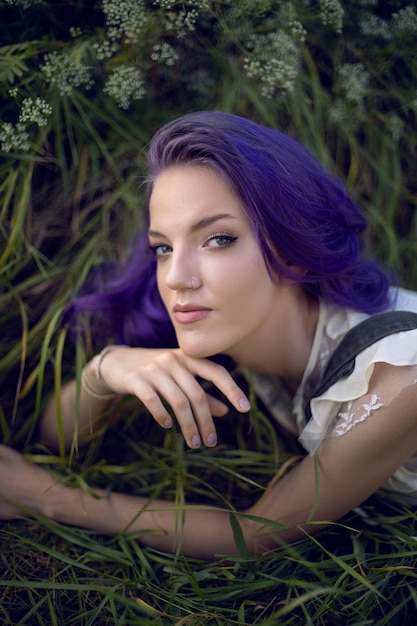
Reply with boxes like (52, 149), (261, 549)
(300, 288), (417, 453)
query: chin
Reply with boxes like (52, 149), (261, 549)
(177, 339), (219, 360)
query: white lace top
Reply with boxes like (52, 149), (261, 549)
(251, 287), (417, 503)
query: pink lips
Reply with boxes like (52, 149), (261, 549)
(173, 304), (212, 324)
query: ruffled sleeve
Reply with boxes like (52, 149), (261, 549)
(298, 302), (417, 455)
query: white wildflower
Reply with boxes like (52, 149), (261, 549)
(102, 0), (148, 44)
(92, 39), (119, 61)
(165, 9), (199, 38)
(69, 26), (83, 38)
(41, 51), (93, 96)
(392, 5), (417, 36)
(328, 100), (359, 131)
(319, 0), (344, 33)
(19, 97), (52, 127)
(153, 0), (209, 8)
(153, 0), (176, 8)
(289, 19), (307, 43)
(243, 31), (300, 98)
(338, 63), (369, 105)
(150, 42), (179, 66)
(359, 14), (392, 40)
(0, 121), (30, 153)
(103, 65), (146, 109)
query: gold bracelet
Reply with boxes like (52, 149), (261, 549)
(81, 345), (122, 400)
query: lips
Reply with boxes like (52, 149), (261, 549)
(172, 304), (212, 324)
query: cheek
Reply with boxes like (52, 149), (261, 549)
(156, 268), (169, 305)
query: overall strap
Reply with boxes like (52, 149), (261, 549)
(305, 310), (417, 422)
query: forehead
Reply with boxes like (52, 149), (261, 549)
(149, 164), (246, 226)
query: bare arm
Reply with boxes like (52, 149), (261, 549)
(4, 364), (417, 559)
(40, 346), (251, 452)
(40, 376), (119, 451)
(57, 365), (417, 556)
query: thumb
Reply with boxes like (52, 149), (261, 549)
(206, 393), (229, 417)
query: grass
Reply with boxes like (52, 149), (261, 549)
(1, 410), (417, 625)
(1, 1), (417, 623)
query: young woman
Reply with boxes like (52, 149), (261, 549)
(1, 111), (417, 559)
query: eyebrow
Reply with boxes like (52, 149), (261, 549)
(148, 213), (237, 238)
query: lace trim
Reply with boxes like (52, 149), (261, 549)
(331, 364), (417, 439)
(334, 394), (383, 436)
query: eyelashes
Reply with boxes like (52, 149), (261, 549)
(147, 243), (172, 257)
(204, 233), (238, 248)
(147, 233), (238, 257)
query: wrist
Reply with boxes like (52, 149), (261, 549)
(81, 362), (116, 400)
(81, 346), (123, 401)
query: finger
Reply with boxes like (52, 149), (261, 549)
(145, 353), (219, 448)
(206, 393), (229, 417)
(185, 358), (251, 414)
(167, 368), (218, 448)
(126, 374), (176, 430)
(127, 367), (205, 449)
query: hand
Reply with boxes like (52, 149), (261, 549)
(97, 347), (251, 449)
(0, 444), (56, 520)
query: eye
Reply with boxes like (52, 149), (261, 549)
(205, 233), (238, 248)
(147, 243), (172, 257)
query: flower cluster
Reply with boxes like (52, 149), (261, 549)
(0, 97), (51, 152)
(150, 42), (179, 67)
(0, 122), (29, 153)
(329, 63), (370, 129)
(289, 18), (307, 43)
(19, 97), (52, 126)
(360, 4), (417, 41)
(338, 63), (369, 106)
(103, 65), (146, 109)
(359, 14), (391, 40)
(102, 0), (148, 44)
(153, 0), (210, 9)
(164, 8), (200, 38)
(319, 0), (344, 33)
(243, 30), (300, 98)
(392, 5), (417, 36)
(41, 51), (93, 97)
(92, 39), (119, 62)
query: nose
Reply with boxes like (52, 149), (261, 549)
(163, 248), (200, 291)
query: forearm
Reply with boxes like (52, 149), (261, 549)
(48, 483), (238, 559)
(40, 359), (120, 452)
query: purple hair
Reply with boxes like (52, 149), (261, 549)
(67, 111), (392, 349)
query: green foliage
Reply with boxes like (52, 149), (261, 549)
(1, 1), (417, 623)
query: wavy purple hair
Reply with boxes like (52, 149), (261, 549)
(67, 111), (392, 349)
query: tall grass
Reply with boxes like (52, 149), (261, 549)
(1, 1), (417, 623)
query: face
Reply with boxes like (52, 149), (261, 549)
(148, 165), (283, 362)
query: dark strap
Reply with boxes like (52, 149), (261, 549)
(305, 310), (417, 422)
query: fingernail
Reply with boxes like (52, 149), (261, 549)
(239, 397), (251, 411)
(206, 433), (217, 447)
(164, 419), (172, 428)
(191, 435), (201, 448)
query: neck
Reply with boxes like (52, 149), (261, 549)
(230, 287), (319, 394)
